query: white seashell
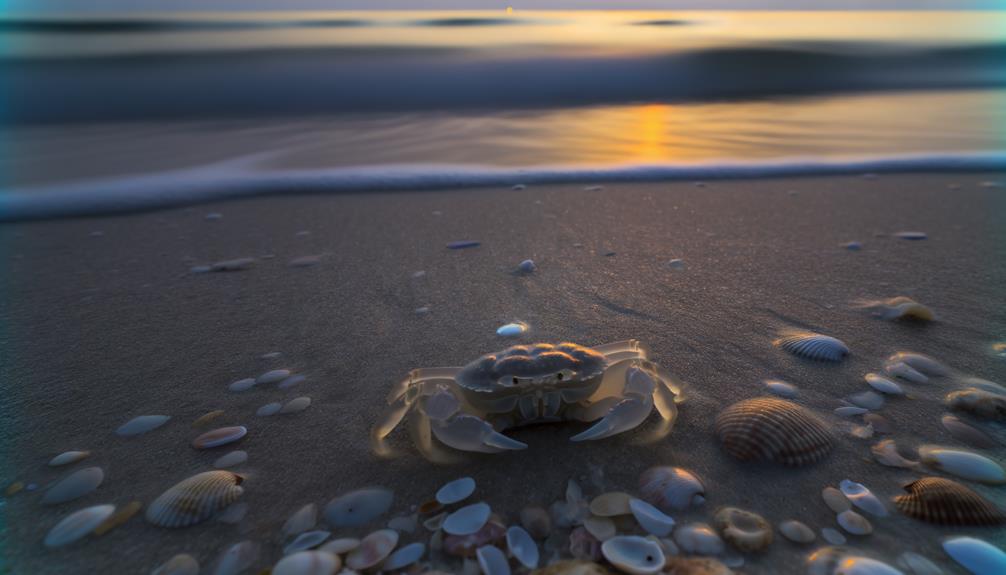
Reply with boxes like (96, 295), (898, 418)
(960, 377), (1006, 396)
(847, 391), (885, 410)
(324, 488), (393, 528)
(48, 451), (91, 467)
(228, 378), (256, 392)
(216, 502), (248, 525)
(477, 545), (511, 575)
(422, 512), (447, 532)
(273, 551), (341, 575)
(284, 530), (331, 555)
(672, 523), (724, 556)
(887, 352), (950, 376)
(821, 487), (851, 513)
(897, 551), (945, 575)
(436, 477), (476, 505)
(820, 528), (846, 545)
(942, 536), (1006, 575)
(583, 516), (616, 541)
(151, 553), (200, 575)
(42, 466), (104, 505)
(918, 446), (1006, 484)
(146, 471), (244, 528)
(871, 440), (919, 469)
(257, 402), (282, 416)
(214, 451), (248, 469)
(192, 426), (247, 449)
(211, 541), (259, 575)
(639, 466), (705, 512)
(807, 547), (903, 575)
(885, 362), (929, 384)
(496, 322), (528, 337)
(835, 406), (869, 417)
(279, 375), (307, 389)
(317, 537), (359, 555)
(346, 529), (398, 570)
(764, 380), (798, 398)
(839, 480), (888, 517)
(281, 397), (312, 414)
(601, 536), (665, 575)
(44, 504), (115, 547)
(629, 498), (675, 537)
(778, 520), (815, 544)
(506, 526), (539, 569)
(589, 492), (632, 517)
(518, 259), (537, 273)
(774, 331), (849, 361)
(257, 369), (291, 384)
(443, 502), (492, 536)
(837, 510), (873, 535)
(383, 542), (425, 571)
(865, 373), (905, 395)
(116, 415), (170, 437)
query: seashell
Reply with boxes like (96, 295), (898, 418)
(151, 553), (200, 575)
(639, 466), (705, 512)
(662, 557), (735, 575)
(847, 391), (885, 410)
(865, 374), (905, 395)
(518, 259), (537, 273)
(193, 410), (225, 428)
(289, 255), (323, 268)
(507, 526), (540, 569)
(894, 477), (1005, 526)
(44, 504), (115, 547)
(942, 536), (1006, 575)
(629, 498), (675, 537)
(713, 507), (772, 553)
(212, 450), (247, 469)
(211, 257), (255, 271)
(583, 516), (616, 541)
(116, 415), (171, 437)
(941, 415), (998, 448)
(346, 529), (399, 570)
(48, 450), (91, 467)
(477, 545), (512, 575)
(530, 561), (612, 575)
(521, 506), (552, 539)
(192, 426), (247, 450)
(773, 331), (849, 361)
(257, 402), (282, 416)
(839, 480), (887, 517)
(444, 502), (492, 536)
(667, 258), (686, 269)
(318, 537), (359, 555)
(279, 375), (307, 389)
(211, 541), (259, 575)
(273, 551), (341, 575)
(887, 352), (950, 377)
(383, 542), (426, 571)
(437, 477), (476, 505)
(885, 362), (928, 384)
(257, 369), (291, 384)
(896, 552), (944, 575)
(715, 398), (835, 466)
(600, 536), (665, 575)
(284, 530), (331, 555)
(857, 297), (935, 321)
(871, 440), (919, 469)
(863, 413), (893, 434)
(497, 322), (529, 337)
(834, 406), (868, 417)
(229, 378), (256, 392)
(216, 502), (248, 524)
(423, 512), (447, 532)
(821, 487), (851, 513)
(93, 500), (142, 535)
(836, 510), (872, 535)
(819, 528), (845, 546)
(323, 487), (393, 528)
(673, 523), (725, 556)
(778, 520), (815, 544)
(261, 351), (282, 359)
(959, 377), (1006, 396)
(806, 547), (902, 575)
(569, 527), (603, 561)
(918, 445), (1006, 484)
(445, 520), (506, 558)
(146, 471), (244, 528)
(589, 492), (632, 517)
(844, 241), (862, 250)
(281, 397), (312, 414)
(764, 380), (798, 398)
(42, 466), (105, 505)
(946, 388), (1006, 421)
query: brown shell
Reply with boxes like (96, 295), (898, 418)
(715, 398), (835, 466)
(894, 477), (1005, 526)
(145, 471), (244, 528)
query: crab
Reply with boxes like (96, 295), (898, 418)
(372, 340), (683, 455)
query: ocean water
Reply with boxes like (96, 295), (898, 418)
(2, 10), (1006, 218)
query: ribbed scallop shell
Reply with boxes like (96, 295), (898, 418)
(894, 477), (1005, 526)
(773, 331), (849, 362)
(715, 398), (835, 466)
(145, 471), (244, 528)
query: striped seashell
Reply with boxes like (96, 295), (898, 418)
(894, 477), (1005, 526)
(145, 471), (244, 528)
(715, 398), (835, 466)
(773, 331), (849, 362)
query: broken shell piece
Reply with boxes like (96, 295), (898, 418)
(629, 498), (675, 537)
(857, 297), (935, 321)
(871, 440), (919, 469)
(713, 507), (772, 553)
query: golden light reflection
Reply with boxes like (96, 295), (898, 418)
(634, 104), (671, 161)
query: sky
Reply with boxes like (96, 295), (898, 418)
(8, 0), (1006, 12)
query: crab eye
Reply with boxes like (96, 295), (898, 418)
(556, 372), (563, 380)
(557, 369), (576, 381)
(512, 376), (519, 385)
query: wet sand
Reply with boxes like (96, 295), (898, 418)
(2, 173), (1005, 574)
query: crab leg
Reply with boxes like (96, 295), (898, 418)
(570, 366), (657, 442)
(386, 367), (462, 403)
(432, 414), (529, 452)
(591, 340), (650, 361)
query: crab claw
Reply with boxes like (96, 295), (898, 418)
(570, 367), (657, 442)
(431, 414), (528, 453)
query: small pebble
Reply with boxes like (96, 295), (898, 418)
(518, 260), (537, 273)
(843, 242), (862, 251)
(415, 306), (431, 315)
(667, 259), (685, 269)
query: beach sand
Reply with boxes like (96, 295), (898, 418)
(2, 173), (1005, 574)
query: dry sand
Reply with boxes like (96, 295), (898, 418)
(1, 173), (1005, 574)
